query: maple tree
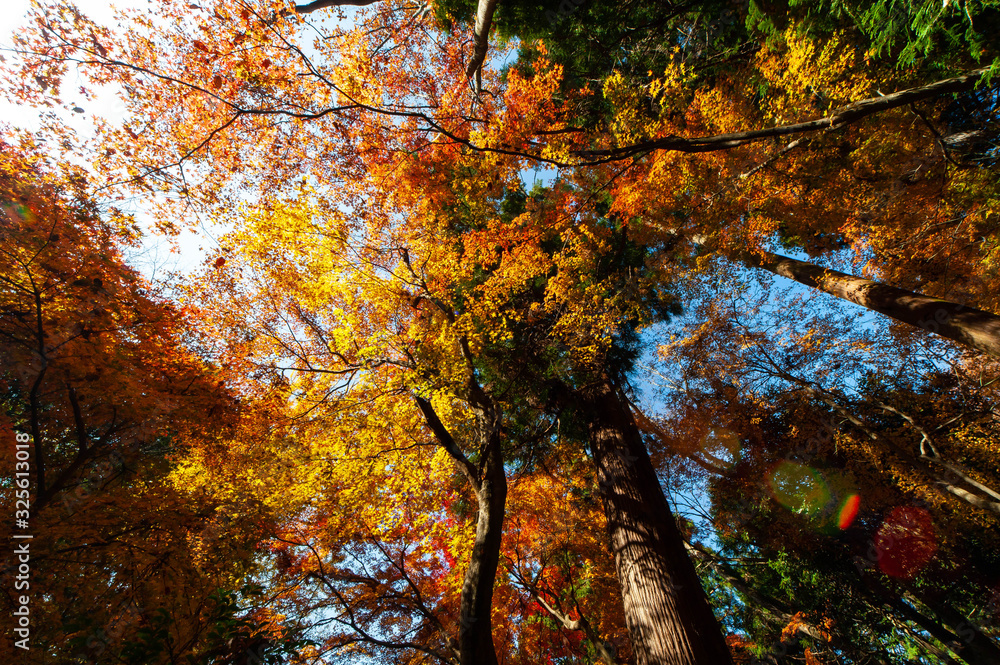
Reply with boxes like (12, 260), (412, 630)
(172, 129), (730, 662)
(3, 0), (1000, 663)
(0, 134), (304, 663)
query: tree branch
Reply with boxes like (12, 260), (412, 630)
(414, 395), (479, 487)
(465, 0), (499, 84)
(575, 69), (989, 161)
(294, 0), (381, 13)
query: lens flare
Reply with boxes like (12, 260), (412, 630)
(699, 428), (740, 469)
(837, 494), (861, 530)
(874, 506), (937, 579)
(768, 461), (831, 516)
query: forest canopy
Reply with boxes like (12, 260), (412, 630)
(1, 0), (999, 663)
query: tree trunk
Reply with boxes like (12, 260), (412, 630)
(736, 249), (1000, 357)
(909, 589), (1000, 665)
(466, 0), (499, 79)
(416, 394), (506, 665)
(873, 589), (969, 662)
(458, 412), (506, 665)
(577, 376), (734, 665)
(862, 572), (1000, 665)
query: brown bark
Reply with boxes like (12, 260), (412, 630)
(577, 376), (734, 665)
(736, 249), (1000, 357)
(458, 411), (506, 665)
(415, 394), (506, 665)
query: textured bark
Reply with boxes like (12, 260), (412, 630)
(738, 249), (1000, 357)
(578, 377), (733, 665)
(457, 416), (506, 665)
(465, 0), (499, 79)
(415, 394), (505, 665)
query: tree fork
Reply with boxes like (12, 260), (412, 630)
(416, 395), (506, 665)
(458, 414), (506, 665)
(577, 376), (734, 665)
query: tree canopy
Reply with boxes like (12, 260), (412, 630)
(1, 0), (999, 663)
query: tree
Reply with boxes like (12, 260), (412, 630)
(5, 0), (1000, 662)
(745, 0), (1000, 74)
(724, 248), (1000, 357)
(0, 134), (295, 663)
(570, 375), (736, 665)
(652, 278), (1000, 663)
(172, 128), (740, 662)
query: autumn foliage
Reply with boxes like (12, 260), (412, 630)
(2, 0), (1000, 663)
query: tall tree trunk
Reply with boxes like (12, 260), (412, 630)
(458, 411), (506, 665)
(416, 394), (506, 665)
(735, 249), (1000, 357)
(577, 376), (734, 665)
(907, 587), (1000, 665)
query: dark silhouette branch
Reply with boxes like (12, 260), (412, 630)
(294, 0), (381, 13)
(576, 69), (989, 161)
(414, 395), (479, 487)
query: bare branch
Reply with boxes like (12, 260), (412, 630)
(414, 395), (479, 487)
